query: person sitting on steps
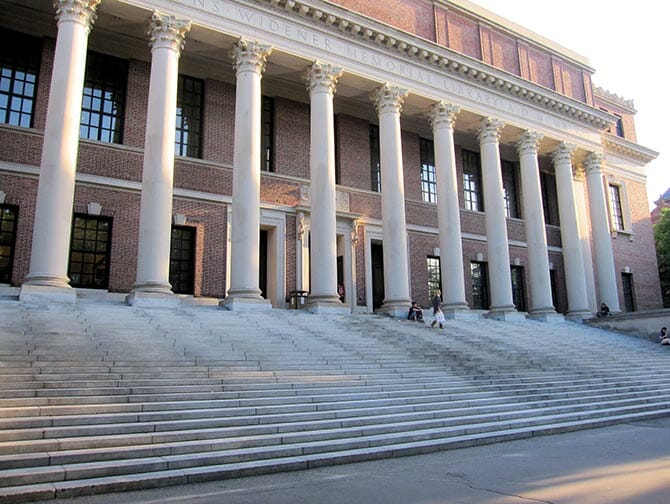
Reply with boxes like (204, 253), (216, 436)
(596, 302), (610, 318)
(658, 327), (670, 346)
(407, 301), (424, 322)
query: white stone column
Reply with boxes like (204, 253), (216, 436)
(371, 84), (411, 317)
(584, 152), (621, 312)
(478, 117), (516, 317)
(430, 102), (469, 315)
(127, 12), (191, 306)
(516, 131), (558, 319)
(552, 143), (591, 318)
(221, 39), (273, 311)
(305, 62), (346, 313)
(20, 0), (100, 303)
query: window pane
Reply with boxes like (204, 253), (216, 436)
(80, 52), (127, 144)
(462, 150), (483, 212)
(175, 75), (204, 159)
(68, 214), (112, 289)
(420, 138), (437, 204)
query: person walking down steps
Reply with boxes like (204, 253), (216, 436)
(430, 289), (445, 329)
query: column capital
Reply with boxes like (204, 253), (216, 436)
(53, 0), (100, 32)
(551, 141), (576, 165)
(477, 117), (505, 144)
(147, 11), (191, 54)
(371, 84), (408, 114)
(305, 61), (343, 96)
(583, 151), (605, 175)
(231, 38), (273, 76)
(516, 130), (543, 156)
(430, 101), (460, 130)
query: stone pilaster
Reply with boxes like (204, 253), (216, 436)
(552, 143), (591, 318)
(516, 131), (559, 320)
(478, 117), (517, 318)
(371, 84), (411, 317)
(305, 62), (346, 313)
(127, 12), (191, 307)
(584, 152), (620, 312)
(20, 0), (101, 304)
(221, 39), (273, 311)
(430, 102), (470, 317)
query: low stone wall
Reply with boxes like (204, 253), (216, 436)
(586, 309), (670, 340)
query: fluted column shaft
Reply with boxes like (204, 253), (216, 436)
(584, 153), (621, 312)
(132, 12), (191, 294)
(306, 62), (343, 308)
(371, 84), (411, 316)
(430, 102), (468, 311)
(517, 131), (555, 315)
(227, 40), (272, 302)
(24, 0), (100, 288)
(478, 118), (515, 313)
(552, 143), (590, 317)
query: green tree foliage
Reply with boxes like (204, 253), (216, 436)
(654, 207), (670, 307)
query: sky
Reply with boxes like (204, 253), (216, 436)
(469, 0), (667, 209)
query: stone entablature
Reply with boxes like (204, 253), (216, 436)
(594, 86), (636, 113)
(160, 0), (614, 138)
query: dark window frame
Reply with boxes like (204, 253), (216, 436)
(426, 255), (442, 301)
(0, 204), (19, 284)
(0, 28), (42, 128)
(80, 51), (128, 144)
(609, 184), (625, 231)
(462, 149), (483, 212)
(470, 261), (490, 310)
(510, 265), (526, 312)
(540, 171), (560, 226)
(501, 160), (520, 219)
(170, 225), (196, 295)
(68, 213), (113, 289)
(622, 272), (636, 312)
(175, 75), (204, 159)
(369, 124), (381, 192)
(261, 96), (274, 172)
(420, 138), (437, 204)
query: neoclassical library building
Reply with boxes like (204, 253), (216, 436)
(0, 0), (661, 318)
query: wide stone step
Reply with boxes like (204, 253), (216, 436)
(1, 404), (669, 496)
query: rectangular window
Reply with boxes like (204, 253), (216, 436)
(502, 160), (520, 219)
(0, 29), (42, 128)
(68, 214), (112, 289)
(426, 256), (441, 301)
(470, 261), (489, 310)
(0, 204), (18, 284)
(609, 184), (625, 231)
(80, 51), (128, 144)
(622, 272), (636, 312)
(510, 265), (526, 312)
(614, 114), (624, 137)
(462, 149), (483, 212)
(170, 225), (196, 295)
(175, 75), (204, 158)
(420, 138), (437, 203)
(261, 96), (274, 172)
(540, 171), (560, 226)
(370, 124), (381, 192)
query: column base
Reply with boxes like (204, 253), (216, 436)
(565, 310), (593, 321)
(379, 298), (412, 318)
(220, 296), (272, 311)
(19, 284), (76, 304)
(442, 306), (481, 321)
(485, 306), (526, 322)
(126, 291), (179, 308)
(306, 297), (349, 315)
(527, 308), (564, 322)
(22, 274), (71, 289)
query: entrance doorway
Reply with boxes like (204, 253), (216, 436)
(259, 229), (268, 299)
(371, 242), (384, 310)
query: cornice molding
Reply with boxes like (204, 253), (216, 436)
(259, 0), (614, 130)
(601, 133), (659, 165)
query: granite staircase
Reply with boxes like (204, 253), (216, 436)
(0, 299), (669, 502)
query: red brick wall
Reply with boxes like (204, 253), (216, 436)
(330, 0), (436, 42)
(275, 97), (309, 179)
(202, 79), (235, 165)
(447, 12), (482, 60)
(123, 60), (149, 149)
(337, 114), (372, 191)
